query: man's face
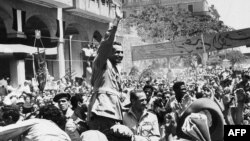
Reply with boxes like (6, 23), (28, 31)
(144, 88), (153, 101)
(180, 84), (187, 94)
(175, 84), (187, 102)
(110, 45), (123, 64)
(38, 99), (45, 107)
(58, 97), (70, 111)
(203, 87), (211, 98)
(158, 84), (164, 90)
(133, 92), (147, 111)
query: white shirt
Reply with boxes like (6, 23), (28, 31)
(123, 109), (160, 141)
(0, 119), (71, 141)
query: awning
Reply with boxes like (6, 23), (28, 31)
(0, 44), (57, 55)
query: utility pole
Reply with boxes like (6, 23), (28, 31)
(57, 8), (65, 78)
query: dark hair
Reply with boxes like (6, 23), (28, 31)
(130, 90), (137, 102)
(173, 81), (186, 102)
(2, 105), (20, 123)
(113, 41), (121, 46)
(172, 81), (185, 92)
(130, 90), (144, 102)
(143, 85), (154, 92)
(70, 94), (83, 110)
(38, 105), (66, 130)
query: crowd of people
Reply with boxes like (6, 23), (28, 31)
(1, 8), (250, 141)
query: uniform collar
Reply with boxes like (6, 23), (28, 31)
(128, 108), (148, 121)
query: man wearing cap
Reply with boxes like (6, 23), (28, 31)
(53, 92), (73, 119)
(87, 8), (124, 133)
(123, 90), (160, 141)
(53, 93), (83, 141)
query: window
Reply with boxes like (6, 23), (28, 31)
(188, 5), (193, 12)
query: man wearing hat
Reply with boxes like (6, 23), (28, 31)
(53, 92), (73, 119)
(53, 92), (83, 141)
(166, 81), (224, 141)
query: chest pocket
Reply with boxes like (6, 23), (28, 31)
(140, 122), (154, 137)
(108, 63), (122, 92)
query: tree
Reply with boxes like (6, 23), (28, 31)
(181, 54), (201, 68)
(125, 5), (232, 43)
(117, 19), (132, 34)
(223, 50), (247, 67)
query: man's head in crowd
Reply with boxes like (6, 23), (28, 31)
(109, 42), (123, 65)
(24, 94), (32, 104)
(53, 93), (71, 112)
(38, 105), (67, 130)
(173, 81), (187, 103)
(70, 94), (83, 110)
(2, 105), (20, 125)
(37, 98), (45, 108)
(130, 90), (147, 112)
(202, 85), (212, 98)
(158, 83), (164, 92)
(143, 85), (154, 102)
(242, 73), (250, 82)
(162, 91), (171, 104)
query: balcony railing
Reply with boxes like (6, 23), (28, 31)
(23, 0), (73, 8)
(123, 0), (160, 7)
(123, 0), (201, 8)
(192, 11), (216, 18)
(66, 0), (116, 23)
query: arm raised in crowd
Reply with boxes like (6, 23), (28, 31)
(93, 7), (122, 68)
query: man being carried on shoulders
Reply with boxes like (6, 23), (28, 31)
(87, 7), (125, 135)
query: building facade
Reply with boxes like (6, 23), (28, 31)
(0, 0), (121, 87)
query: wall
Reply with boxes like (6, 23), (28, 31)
(0, 0), (110, 81)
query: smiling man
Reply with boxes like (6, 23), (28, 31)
(123, 90), (160, 141)
(87, 8), (125, 135)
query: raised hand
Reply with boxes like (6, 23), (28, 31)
(115, 6), (123, 20)
(110, 124), (133, 137)
(235, 88), (246, 103)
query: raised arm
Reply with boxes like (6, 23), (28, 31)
(93, 7), (122, 68)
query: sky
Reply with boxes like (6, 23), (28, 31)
(207, 0), (250, 30)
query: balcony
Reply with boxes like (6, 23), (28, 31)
(66, 0), (116, 23)
(123, 0), (160, 8)
(193, 11), (215, 18)
(123, 0), (201, 8)
(22, 0), (73, 8)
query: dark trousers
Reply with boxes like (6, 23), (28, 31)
(88, 114), (122, 133)
(88, 114), (133, 141)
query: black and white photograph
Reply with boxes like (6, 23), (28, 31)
(0, 0), (250, 140)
